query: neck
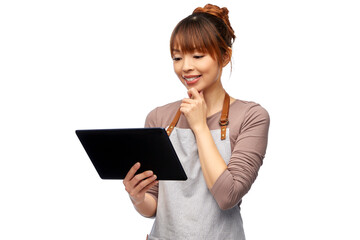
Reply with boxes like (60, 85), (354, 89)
(202, 81), (226, 117)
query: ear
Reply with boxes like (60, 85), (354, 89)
(222, 47), (232, 67)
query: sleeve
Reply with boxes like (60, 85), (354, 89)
(210, 104), (270, 210)
(144, 108), (159, 202)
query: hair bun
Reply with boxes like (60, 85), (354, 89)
(193, 4), (235, 39)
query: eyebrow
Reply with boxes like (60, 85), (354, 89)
(172, 49), (181, 53)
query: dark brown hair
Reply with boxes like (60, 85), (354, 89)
(170, 4), (236, 66)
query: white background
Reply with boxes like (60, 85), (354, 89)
(1, 0), (359, 239)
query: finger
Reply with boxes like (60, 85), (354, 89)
(138, 179), (159, 196)
(129, 174), (157, 199)
(129, 170), (154, 188)
(132, 174), (158, 195)
(180, 104), (191, 115)
(180, 102), (193, 110)
(123, 162), (140, 184)
(188, 88), (201, 100)
(187, 91), (193, 99)
(181, 98), (194, 104)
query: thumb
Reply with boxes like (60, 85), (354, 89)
(188, 88), (200, 100)
(187, 91), (193, 99)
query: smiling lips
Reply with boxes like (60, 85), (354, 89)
(183, 75), (202, 84)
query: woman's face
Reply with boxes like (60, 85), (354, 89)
(172, 49), (222, 92)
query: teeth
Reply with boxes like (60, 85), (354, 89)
(183, 76), (200, 81)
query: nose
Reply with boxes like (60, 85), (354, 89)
(182, 56), (194, 73)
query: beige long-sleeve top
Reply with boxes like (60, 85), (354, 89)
(145, 99), (270, 210)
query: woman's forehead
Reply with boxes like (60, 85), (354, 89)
(171, 37), (207, 53)
(171, 48), (206, 54)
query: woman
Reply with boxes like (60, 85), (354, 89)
(123, 4), (270, 239)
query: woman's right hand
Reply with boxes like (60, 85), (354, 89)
(123, 162), (158, 206)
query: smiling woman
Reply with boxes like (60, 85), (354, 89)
(122, 4), (270, 240)
(170, 6), (235, 97)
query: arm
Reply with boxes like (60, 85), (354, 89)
(131, 192), (157, 218)
(180, 89), (228, 189)
(192, 125), (227, 189)
(210, 104), (270, 209)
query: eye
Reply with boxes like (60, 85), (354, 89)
(193, 55), (204, 59)
(172, 57), (182, 61)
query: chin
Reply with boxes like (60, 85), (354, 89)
(184, 85), (202, 92)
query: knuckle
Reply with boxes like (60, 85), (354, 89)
(139, 181), (147, 189)
(138, 181), (144, 188)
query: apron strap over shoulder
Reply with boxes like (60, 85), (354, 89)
(166, 108), (181, 136)
(166, 92), (230, 140)
(219, 92), (230, 140)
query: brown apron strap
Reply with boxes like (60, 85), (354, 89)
(166, 92), (230, 140)
(166, 108), (181, 136)
(219, 92), (230, 140)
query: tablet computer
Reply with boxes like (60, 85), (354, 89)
(76, 128), (187, 180)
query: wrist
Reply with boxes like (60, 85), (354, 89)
(192, 123), (209, 136)
(130, 196), (144, 206)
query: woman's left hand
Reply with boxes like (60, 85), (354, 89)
(180, 88), (208, 133)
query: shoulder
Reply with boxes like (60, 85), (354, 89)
(231, 99), (270, 122)
(145, 100), (182, 128)
(228, 99), (270, 151)
(228, 99), (270, 137)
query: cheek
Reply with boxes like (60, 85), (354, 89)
(173, 64), (182, 76)
(208, 63), (222, 80)
(203, 65), (220, 81)
(200, 60), (217, 75)
(173, 65), (185, 84)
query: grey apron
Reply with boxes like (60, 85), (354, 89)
(148, 93), (245, 240)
